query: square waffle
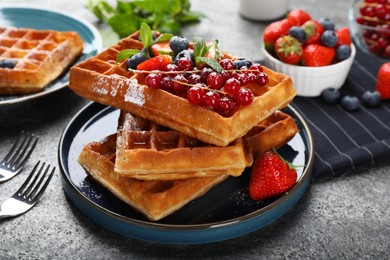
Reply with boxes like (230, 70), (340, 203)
(115, 111), (253, 180)
(246, 110), (299, 158)
(69, 31), (296, 146)
(77, 110), (298, 221)
(78, 134), (229, 221)
(0, 26), (83, 94)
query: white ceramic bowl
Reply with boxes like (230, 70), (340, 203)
(262, 44), (356, 97)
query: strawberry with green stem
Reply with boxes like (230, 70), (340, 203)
(302, 20), (324, 45)
(275, 35), (303, 65)
(263, 19), (294, 52)
(249, 149), (297, 201)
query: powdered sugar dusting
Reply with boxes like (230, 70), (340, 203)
(124, 78), (145, 106)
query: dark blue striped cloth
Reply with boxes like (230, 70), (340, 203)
(291, 47), (390, 179)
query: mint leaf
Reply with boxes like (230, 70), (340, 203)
(193, 37), (210, 58)
(116, 49), (140, 62)
(197, 57), (223, 73)
(140, 23), (153, 48)
(152, 33), (173, 44)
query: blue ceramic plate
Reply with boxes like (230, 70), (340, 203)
(0, 4), (103, 105)
(58, 102), (314, 244)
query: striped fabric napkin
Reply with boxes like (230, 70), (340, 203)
(291, 48), (390, 178)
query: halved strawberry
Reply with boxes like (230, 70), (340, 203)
(287, 9), (311, 26)
(136, 55), (173, 71)
(302, 44), (336, 66)
(302, 20), (324, 45)
(376, 62), (390, 100)
(150, 41), (172, 57)
(335, 27), (352, 46)
(249, 150), (297, 201)
(263, 19), (294, 51)
(275, 35), (303, 65)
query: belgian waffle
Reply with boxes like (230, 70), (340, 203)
(69, 31), (296, 146)
(78, 134), (228, 221)
(0, 26), (83, 94)
(115, 111), (253, 180)
(247, 110), (299, 158)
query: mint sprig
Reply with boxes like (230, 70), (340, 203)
(116, 23), (173, 62)
(86, 0), (204, 38)
(193, 37), (223, 73)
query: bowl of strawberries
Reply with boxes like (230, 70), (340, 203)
(262, 9), (356, 97)
(349, 0), (390, 59)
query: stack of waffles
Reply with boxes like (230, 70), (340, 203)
(0, 27), (83, 94)
(69, 31), (299, 221)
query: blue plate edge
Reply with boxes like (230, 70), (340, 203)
(57, 101), (315, 244)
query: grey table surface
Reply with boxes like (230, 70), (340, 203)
(1, 0), (389, 259)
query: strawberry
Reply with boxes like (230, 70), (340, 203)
(335, 27), (352, 46)
(302, 44), (335, 66)
(287, 9), (311, 26)
(302, 20), (324, 45)
(375, 62), (390, 100)
(263, 19), (294, 51)
(249, 150), (297, 201)
(136, 55), (173, 71)
(275, 35), (303, 65)
(150, 41), (172, 57)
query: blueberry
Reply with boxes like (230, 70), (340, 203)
(0, 59), (16, 69)
(288, 26), (307, 43)
(169, 36), (189, 54)
(318, 18), (335, 31)
(336, 45), (351, 61)
(174, 49), (195, 65)
(322, 88), (342, 104)
(340, 95), (360, 111)
(233, 58), (252, 69)
(126, 52), (147, 70)
(362, 90), (381, 107)
(321, 30), (338, 47)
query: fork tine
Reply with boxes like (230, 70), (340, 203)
(1, 131), (25, 164)
(30, 165), (55, 202)
(12, 134), (38, 170)
(15, 161), (42, 196)
(25, 162), (49, 199)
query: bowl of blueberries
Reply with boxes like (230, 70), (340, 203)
(349, 0), (390, 59)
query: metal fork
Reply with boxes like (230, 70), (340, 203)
(0, 131), (38, 183)
(0, 161), (55, 219)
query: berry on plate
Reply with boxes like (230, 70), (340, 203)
(302, 44), (336, 66)
(249, 150), (297, 201)
(136, 55), (173, 71)
(375, 62), (390, 100)
(275, 35), (303, 65)
(288, 26), (307, 43)
(318, 17), (335, 31)
(150, 41), (172, 57)
(321, 30), (338, 47)
(336, 45), (352, 61)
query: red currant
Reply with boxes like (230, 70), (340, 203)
(203, 91), (220, 110)
(145, 74), (161, 89)
(160, 76), (173, 92)
(238, 73), (249, 86)
(236, 88), (253, 106)
(187, 84), (205, 105)
(172, 74), (188, 93)
(165, 64), (179, 77)
(223, 78), (241, 96)
(219, 59), (234, 70)
(218, 96), (236, 116)
(177, 57), (194, 71)
(247, 73), (257, 83)
(188, 73), (201, 84)
(249, 63), (263, 74)
(200, 67), (213, 83)
(256, 72), (269, 86)
(207, 72), (223, 89)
